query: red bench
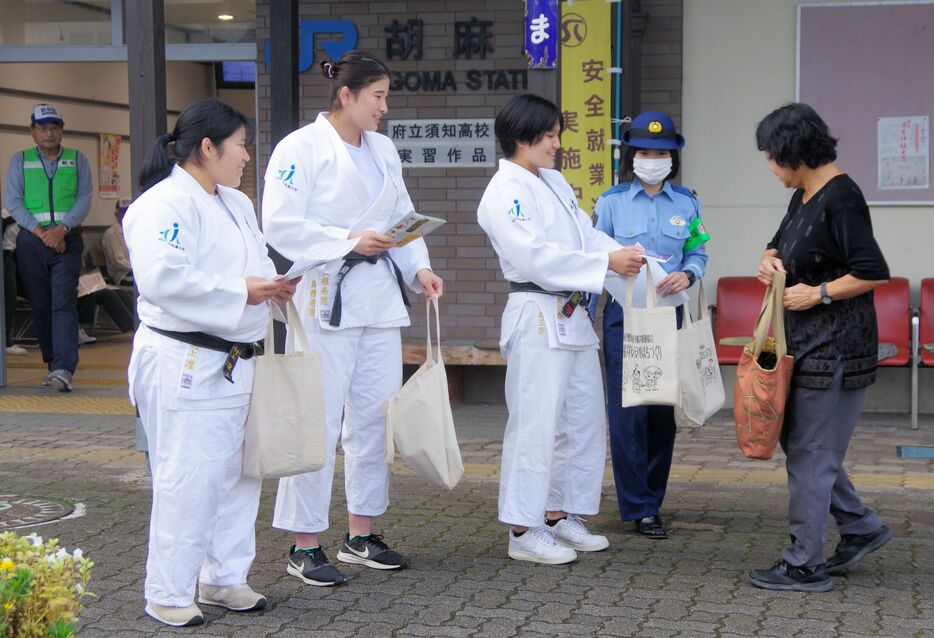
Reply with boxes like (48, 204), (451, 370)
(714, 277), (766, 364)
(874, 277), (912, 366)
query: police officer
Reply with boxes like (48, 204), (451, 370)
(3, 104), (92, 391)
(591, 111), (708, 538)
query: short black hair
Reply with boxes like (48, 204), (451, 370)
(756, 103), (837, 170)
(495, 94), (563, 158)
(618, 145), (680, 183)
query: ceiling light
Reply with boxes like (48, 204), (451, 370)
(218, 14), (234, 21)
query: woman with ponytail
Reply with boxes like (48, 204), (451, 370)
(124, 98), (300, 627)
(263, 50), (443, 586)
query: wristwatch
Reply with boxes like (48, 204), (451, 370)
(820, 282), (832, 305)
(683, 270), (696, 287)
(61, 223), (71, 233)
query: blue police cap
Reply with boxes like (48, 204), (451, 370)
(622, 111), (685, 150)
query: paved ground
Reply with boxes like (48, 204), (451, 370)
(2, 334), (934, 637)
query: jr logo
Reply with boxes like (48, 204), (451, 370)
(263, 20), (358, 73)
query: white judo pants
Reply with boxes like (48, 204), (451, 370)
(499, 303), (607, 528)
(132, 347), (261, 607)
(273, 324), (402, 533)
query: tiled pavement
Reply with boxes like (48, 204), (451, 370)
(2, 337), (934, 637)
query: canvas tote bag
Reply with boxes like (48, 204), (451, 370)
(384, 298), (464, 490)
(242, 299), (327, 479)
(733, 271), (795, 460)
(675, 279), (725, 427)
(621, 265), (681, 407)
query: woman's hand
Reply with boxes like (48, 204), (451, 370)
(349, 230), (395, 256)
(656, 271), (690, 297)
(416, 268), (444, 299)
(783, 283), (820, 311)
(758, 249), (785, 285)
(608, 246), (645, 277)
(245, 275), (301, 305)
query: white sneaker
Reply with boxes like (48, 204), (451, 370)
(198, 583), (267, 611)
(77, 328), (97, 345)
(507, 526), (577, 565)
(551, 515), (610, 552)
(47, 369), (73, 392)
(144, 601), (204, 627)
(5, 345), (26, 356)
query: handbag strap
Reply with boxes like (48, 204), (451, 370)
(264, 298), (310, 355)
(424, 296), (442, 365)
(751, 271), (787, 358)
(624, 261), (658, 309)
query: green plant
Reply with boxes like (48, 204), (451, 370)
(0, 532), (92, 638)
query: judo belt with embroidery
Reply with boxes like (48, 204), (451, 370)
(509, 282), (590, 318)
(329, 251), (411, 327)
(146, 326), (258, 383)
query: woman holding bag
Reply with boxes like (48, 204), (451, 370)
(262, 50), (443, 586)
(478, 94), (644, 565)
(747, 103), (891, 592)
(125, 98), (299, 627)
(591, 112), (708, 539)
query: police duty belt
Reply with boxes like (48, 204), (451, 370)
(509, 282), (590, 318)
(329, 251), (411, 327)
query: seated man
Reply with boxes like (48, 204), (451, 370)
(102, 197), (133, 285)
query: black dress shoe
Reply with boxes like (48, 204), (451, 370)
(633, 515), (667, 539)
(826, 525), (893, 575)
(747, 560), (832, 592)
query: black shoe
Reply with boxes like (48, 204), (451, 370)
(747, 560), (833, 592)
(337, 534), (409, 570)
(826, 525), (893, 576)
(287, 545), (346, 586)
(633, 515), (668, 539)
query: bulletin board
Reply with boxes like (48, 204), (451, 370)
(797, 1), (934, 205)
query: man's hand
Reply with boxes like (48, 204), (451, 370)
(416, 268), (444, 299)
(348, 230), (395, 256)
(41, 225), (67, 253)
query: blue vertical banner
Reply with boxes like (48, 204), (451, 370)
(525, 0), (558, 68)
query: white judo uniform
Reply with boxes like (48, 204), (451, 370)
(263, 113), (431, 533)
(477, 159), (622, 528)
(125, 166), (277, 606)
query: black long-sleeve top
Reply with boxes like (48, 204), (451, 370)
(767, 174), (890, 389)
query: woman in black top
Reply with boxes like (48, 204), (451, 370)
(747, 103), (892, 593)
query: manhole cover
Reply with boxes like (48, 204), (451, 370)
(0, 495), (74, 529)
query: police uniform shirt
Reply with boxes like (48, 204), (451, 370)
(594, 179), (707, 279)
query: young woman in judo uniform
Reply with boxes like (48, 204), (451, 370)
(125, 98), (299, 627)
(263, 50), (444, 585)
(477, 94), (645, 564)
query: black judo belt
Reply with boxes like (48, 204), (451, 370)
(509, 282), (590, 318)
(329, 251), (411, 327)
(146, 326), (259, 383)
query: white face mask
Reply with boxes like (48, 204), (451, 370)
(632, 157), (672, 185)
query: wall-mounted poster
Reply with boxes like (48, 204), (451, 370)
(877, 116), (929, 190)
(99, 133), (121, 198)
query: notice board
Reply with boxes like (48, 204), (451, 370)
(797, 2), (934, 204)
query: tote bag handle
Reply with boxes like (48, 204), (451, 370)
(624, 261), (658, 309)
(264, 299), (310, 355)
(751, 271), (787, 358)
(424, 296), (442, 365)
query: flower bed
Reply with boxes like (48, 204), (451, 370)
(0, 532), (92, 638)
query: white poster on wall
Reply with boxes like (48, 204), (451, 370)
(878, 116), (929, 190)
(388, 119), (495, 168)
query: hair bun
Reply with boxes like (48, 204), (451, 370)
(321, 60), (337, 79)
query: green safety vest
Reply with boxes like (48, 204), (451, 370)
(22, 146), (78, 227)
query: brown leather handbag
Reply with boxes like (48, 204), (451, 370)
(733, 271), (794, 460)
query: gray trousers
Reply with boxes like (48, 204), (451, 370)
(780, 360), (884, 568)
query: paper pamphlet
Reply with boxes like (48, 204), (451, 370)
(604, 246), (689, 308)
(385, 212), (446, 247)
(281, 237), (361, 280)
(77, 270), (108, 298)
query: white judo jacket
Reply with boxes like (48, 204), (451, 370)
(124, 165), (277, 407)
(478, 159), (621, 350)
(262, 112), (432, 330)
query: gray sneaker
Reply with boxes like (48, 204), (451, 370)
(41, 372), (54, 387)
(48, 369), (73, 392)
